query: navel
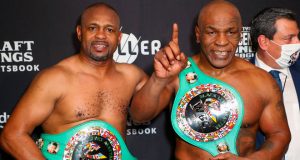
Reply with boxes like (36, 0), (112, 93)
(76, 111), (85, 118)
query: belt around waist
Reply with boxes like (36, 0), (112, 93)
(37, 120), (136, 160)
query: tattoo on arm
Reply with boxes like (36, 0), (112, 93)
(272, 83), (287, 119)
(261, 140), (274, 151)
(276, 99), (287, 120)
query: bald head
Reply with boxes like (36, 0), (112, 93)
(194, 0), (242, 68)
(80, 2), (120, 28)
(198, 0), (242, 27)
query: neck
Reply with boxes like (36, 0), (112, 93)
(257, 50), (281, 69)
(78, 53), (115, 75)
(196, 54), (232, 78)
(210, 68), (226, 77)
(79, 52), (114, 65)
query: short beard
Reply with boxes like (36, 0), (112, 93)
(89, 52), (110, 62)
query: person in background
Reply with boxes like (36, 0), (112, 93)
(250, 7), (300, 160)
(0, 2), (147, 160)
(130, 0), (291, 159)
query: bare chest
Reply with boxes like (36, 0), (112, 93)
(55, 78), (134, 123)
(228, 81), (264, 128)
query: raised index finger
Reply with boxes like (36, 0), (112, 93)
(172, 23), (179, 44)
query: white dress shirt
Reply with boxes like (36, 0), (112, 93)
(255, 54), (300, 160)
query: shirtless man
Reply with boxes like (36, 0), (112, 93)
(130, 0), (291, 159)
(0, 3), (146, 160)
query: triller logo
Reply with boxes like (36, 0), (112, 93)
(113, 31), (161, 64)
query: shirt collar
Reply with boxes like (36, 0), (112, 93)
(255, 53), (289, 77)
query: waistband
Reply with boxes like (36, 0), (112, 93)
(37, 120), (137, 160)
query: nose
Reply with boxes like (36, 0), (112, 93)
(215, 33), (229, 46)
(95, 29), (106, 39)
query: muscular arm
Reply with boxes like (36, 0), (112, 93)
(130, 73), (174, 122)
(0, 67), (65, 160)
(255, 84), (289, 158)
(213, 71), (290, 160)
(248, 77), (291, 159)
(130, 23), (187, 123)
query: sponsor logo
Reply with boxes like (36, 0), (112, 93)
(0, 112), (10, 129)
(236, 27), (255, 60)
(113, 29), (161, 64)
(126, 128), (157, 136)
(126, 118), (157, 135)
(0, 41), (40, 72)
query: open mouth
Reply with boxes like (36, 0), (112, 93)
(214, 51), (228, 56)
(92, 41), (108, 52)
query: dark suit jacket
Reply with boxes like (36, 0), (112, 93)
(290, 59), (300, 107)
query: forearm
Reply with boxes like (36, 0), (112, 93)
(130, 73), (172, 122)
(246, 133), (290, 160)
(1, 132), (45, 160)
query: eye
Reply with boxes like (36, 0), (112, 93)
(106, 27), (115, 33)
(227, 31), (234, 35)
(282, 36), (294, 43)
(227, 30), (237, 36)
(88, 26), (97, 32)
(208, 31), (216, 36)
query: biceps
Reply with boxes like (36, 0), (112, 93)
(259, 98), (288, 135)
(8, 85), (58, 133)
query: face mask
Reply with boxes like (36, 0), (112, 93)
(266, 40), (300, 68)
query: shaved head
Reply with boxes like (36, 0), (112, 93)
(80, 3), (120, 28)
(194, 0), (242, 68)
(198, 0), (242, 28)
(76, 2), (122, 62)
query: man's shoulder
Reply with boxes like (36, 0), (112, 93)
(290, 60), (300, 92)
(34, 59), (74, 86)
(234, 57), (258, 71)
(47, 55), (83, 76)
(290, 60), (300, 73)
(234, 57), (271, 78)
(116, 63), (146, 75)
(115, 63), (148, 87)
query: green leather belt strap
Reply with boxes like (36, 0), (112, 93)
(171, 57), (244, 156)
(37, 120), (136, 160)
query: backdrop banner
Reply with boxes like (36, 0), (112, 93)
(1, 0), (299, 159)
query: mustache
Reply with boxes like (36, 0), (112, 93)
(91, 40), (108, 46)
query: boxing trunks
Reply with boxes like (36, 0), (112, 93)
(171, 58), (244, 156)
(36, 120), (136, 160)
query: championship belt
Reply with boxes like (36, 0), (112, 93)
(171, 58), (244, 156)
(36, 120), (136, 160)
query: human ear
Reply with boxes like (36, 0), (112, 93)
(76, 25), (82, 41)
(257, 35), (269, 50)
(195, 25), (201, 43)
